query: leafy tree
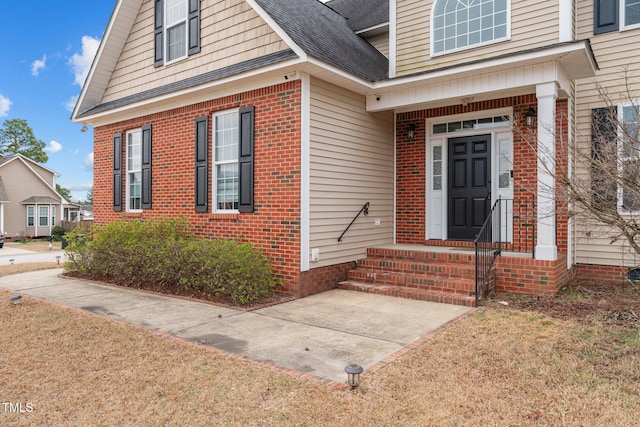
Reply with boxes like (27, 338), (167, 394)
(56, 183), (73, 202)
(0, 118), (48, 163)
(86, 187), (93, 204)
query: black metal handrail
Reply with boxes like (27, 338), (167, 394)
(474, 199), (502, 306)
(338, 202), (369, 242)
(473, 196), (536, 305)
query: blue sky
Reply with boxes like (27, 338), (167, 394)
(0, 1), (115, 202)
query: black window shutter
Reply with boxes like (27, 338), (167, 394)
(594, 0), (619, 34)
(238, 106), (255, 213)
(188, 0), (201, 56)
(113, 132), (123, 212)
(154, 0), (164, 67)
(591, 107), (618, 211)
(195, 116), (209, 212)
(141, 124), (152, 209)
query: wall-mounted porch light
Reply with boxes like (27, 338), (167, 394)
(344, 363), (363, 389)
(407, 123), (417, 140)
(525, 107), (536, 127)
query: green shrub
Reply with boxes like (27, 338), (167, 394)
(64, 217), (281, 304)
(51, 225), (66, 240)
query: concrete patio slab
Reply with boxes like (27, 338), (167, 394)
(0, 269), (474, 384)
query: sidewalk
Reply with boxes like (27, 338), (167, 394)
(1, 269), (474, 384)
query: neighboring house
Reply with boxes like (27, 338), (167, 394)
(0, 154), (68, 238)
(72, 0), (637, 305)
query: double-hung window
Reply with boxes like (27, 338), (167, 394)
(213, 110), (240, 212)
(27, 206), (35, 227)
(620, 104), (640, 210)
(126, 129), (143, 211)
(165, 0), (188, 62)
(154, 0), (201, 67)
(595, 0), (640, 34)
(431, 0), (509, 55)
(39, 206), (49, 227)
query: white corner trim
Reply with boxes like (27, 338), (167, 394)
(389, 0), (397, 78)
(559, 0), (573, 42)
(300, 72), (311, 272)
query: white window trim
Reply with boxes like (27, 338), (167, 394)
(212, 109), (240, 213)
(617, 102), (640, 212)
(164, 0), (189, 65)
(126, 128), (143, 212)
(430, 0), (512, 57)
(27, 206), (35, 227)
(621, 0), (640, 31)
(38, 206), (49, 227)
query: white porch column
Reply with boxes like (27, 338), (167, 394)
(535, 82), (558, 260)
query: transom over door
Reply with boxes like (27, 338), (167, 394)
(447, 134), (491, 240)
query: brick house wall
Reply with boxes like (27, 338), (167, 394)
(395, 94), (569, 256)
(93, 81), (303, 294)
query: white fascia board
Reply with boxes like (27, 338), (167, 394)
(246, 0), (307, 60)
(72, 0), (142, 123)
(78, 58), (305, 127)
(367, 41), (596, 112)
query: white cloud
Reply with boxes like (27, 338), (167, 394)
(67, 181), (93, 191)
(84, 152), (94, 169)
(69, 36), (100, 87)
(0, 94), (11, 117)
(64, 95), (78, 113)
(45, 140), (63, 153)
(31, 55), (47, 77)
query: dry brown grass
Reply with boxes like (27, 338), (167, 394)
(4, 240), (63, 252)
(1, 265), (639, 426)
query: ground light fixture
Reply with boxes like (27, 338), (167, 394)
(344, 363), (363, 389)
(525, 107), (536, 127)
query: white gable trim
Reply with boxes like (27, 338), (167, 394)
(73, 0), (144, 123)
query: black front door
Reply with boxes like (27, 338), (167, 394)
(447, 135), (491, 240)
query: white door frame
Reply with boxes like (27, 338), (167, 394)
(425, 108), (513, 241)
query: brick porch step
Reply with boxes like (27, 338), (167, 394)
(341, 245), (482, 307)
(337, 281), (476, 307)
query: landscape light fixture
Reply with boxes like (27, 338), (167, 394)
(525, 107), (536, 127)
(344, 363), (363, 389)
(407, 123), (417, 140)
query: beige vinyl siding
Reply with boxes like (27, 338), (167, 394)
(573, 1), (640, 267)
(0, 160), (60, 238)
(102, 0), (289, 104)
(309, 78), (394, 268)
(366, 32), (390, 57)
(395, 0), (560, 76)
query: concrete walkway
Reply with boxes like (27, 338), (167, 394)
(1, 269), (474, 384)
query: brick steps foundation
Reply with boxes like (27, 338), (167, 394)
(339, 246), (480, 307)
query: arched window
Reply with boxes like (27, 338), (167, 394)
(432, 0), (509, 55)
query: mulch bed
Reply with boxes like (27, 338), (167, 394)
(487, 278), (640, 328)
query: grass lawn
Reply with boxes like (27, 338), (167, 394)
(1, 264), (639, 426)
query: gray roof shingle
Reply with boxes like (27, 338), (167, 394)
(255, 0), (388, 81)
(20, 196), (60, 205)
(326, 0), (389, 32)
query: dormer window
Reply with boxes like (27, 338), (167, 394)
(431, 0), (510, 56)
(154, 0), (201, 67)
